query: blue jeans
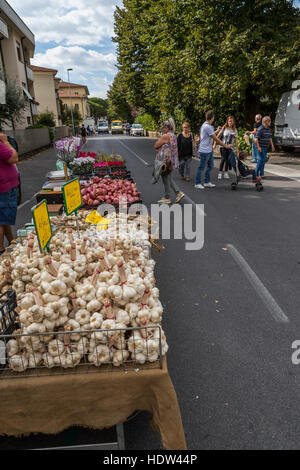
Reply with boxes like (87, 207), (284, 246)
(256, 148), (268, 177)
(196, 152), (214, 184)
(252, 142), (259, 162)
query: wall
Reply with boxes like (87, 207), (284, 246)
(5, 126), (69, 155)
(33, 72), (59, 124)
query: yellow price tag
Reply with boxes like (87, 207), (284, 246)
(31, 200), (52, 252)
(97, 217), (111, 231)
(62, 178), (82, 216)
(85, 211), (111, 230)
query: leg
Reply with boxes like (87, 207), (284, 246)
(169, 172), (180, 196)
(4, 225), (14, 244)
(179, 160), (185, 177)
(195, 153), (208, 185)
(260, 149), (268, 176)
(256, 151), (263, 177)
(204, 152), (214, 184)
(250, 170), (257, 181)
(161, 173), (171, 199)
(219, 148), (226, 171)
(224, 149), (230, 172)
(185, 158), (192, 179)
(252, 142), (258, 162)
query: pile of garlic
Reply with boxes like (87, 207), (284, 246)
(0, 213), (168, 372)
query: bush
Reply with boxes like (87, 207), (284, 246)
(135, 113), (156, 131)
(36, 112), (56, 128)
(237, 128), (252, 155)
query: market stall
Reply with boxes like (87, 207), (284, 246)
(0, 141), (186, 450)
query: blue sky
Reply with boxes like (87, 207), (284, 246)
(8, 0), (123, 98)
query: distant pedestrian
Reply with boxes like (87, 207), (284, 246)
(255, 116), (275, 179)
(154, 118), (184, 204)
(245, 114), (262, 163)
(195, 110), (233, 189)
(177, 122), (194, 182)
(216, 116), (239, 180)
(81, 125), (87, 143)
(87, 125), (91, 136)
(0, 133), (19, 255)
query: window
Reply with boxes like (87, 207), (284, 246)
(16, 41), (22, 62)
(75, 92), (79, 95)
(64, 104), (68, 109)
(27, 117), (31, 125)
(74, 104), (79, 110)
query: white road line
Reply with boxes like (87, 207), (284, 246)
(117, 140), (150, 167)
(227, 243), (289, 324)
(182, 194), (207, 216)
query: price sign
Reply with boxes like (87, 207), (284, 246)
(63, 163), (69, 181)
(31, 200), (52, 253)
(62, 178), (82, 216)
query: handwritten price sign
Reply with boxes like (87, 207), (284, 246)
(31, 200), (52, 252)
(62, 178), (82, 216)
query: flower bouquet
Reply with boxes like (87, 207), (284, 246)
(69, 156), (95, 176)
(55, 137), (82, 165)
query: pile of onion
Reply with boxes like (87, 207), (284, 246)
(81, 177), (140, 205)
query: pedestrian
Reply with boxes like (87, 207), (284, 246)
(154, 118), (184, 204)
(177, 122), (194, 182)
(87, 125), (90, 136)
(245, 114), (262, 163)
(216, 116), (239, 180)
(81, 125), (87, 143)
(254, 116), (275, 179)
(237, 151), (257, 182)
(0, 132), (19, 255)
(195, 110), (233, 189)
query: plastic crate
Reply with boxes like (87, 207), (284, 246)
(0, 290), (17, 336)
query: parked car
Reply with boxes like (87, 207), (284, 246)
(111, 120), (123, 134)
(130, 123), (144, 136)
(274, 80), (300, 152)
(97, 121), (109, 134)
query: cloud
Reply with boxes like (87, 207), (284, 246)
(32, 46), (117, 98)
(8, 0), (123, 98)
(9, 0), (123, 46)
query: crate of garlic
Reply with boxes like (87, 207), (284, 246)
(0, 212), (168, 377)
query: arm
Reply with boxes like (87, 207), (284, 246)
(211, 134), (232, 149)
(0, 134), (18, 163)
(270, 138), (275, 153)
(154, 133), (170, 150)
(254, 137), (261, 153)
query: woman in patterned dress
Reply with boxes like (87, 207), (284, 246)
(154, 118), (184, 204)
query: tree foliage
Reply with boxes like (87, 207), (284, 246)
(107, 72), (134, 122)
(36, 111), (56, 128)
(113, 0), (300, 129)
(61, 104), (82, 127)
(0, 75), (27, 127)
(88, 97), (108, 122)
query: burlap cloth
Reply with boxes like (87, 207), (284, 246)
(0, 357), (186, 450)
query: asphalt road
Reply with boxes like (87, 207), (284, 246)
(3, 135), (300, 450)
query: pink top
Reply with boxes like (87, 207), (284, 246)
(0, 141), (18, 194)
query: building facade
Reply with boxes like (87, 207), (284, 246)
(0, 0), (36, 129)
(31, 65), (62, 126)
(58, 82), (90, 123)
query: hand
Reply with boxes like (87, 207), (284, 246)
(271, 146), (275, 153)
(257, 147), (262, 153)
(0, 133), (8, 143)
(226, 144), (233, 149)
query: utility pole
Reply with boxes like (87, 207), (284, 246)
(67, 68), (75, 136)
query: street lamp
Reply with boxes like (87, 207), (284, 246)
(67, 68), (75, 136)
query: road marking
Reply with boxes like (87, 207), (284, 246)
(117, 140), (150, 167)
(182, 194), (207, 216)
(227, 244), (289, 323)
(18, 192), (39, 210)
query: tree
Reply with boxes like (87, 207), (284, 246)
(61, 105), (82, 127)
(107, 72), (133, 122)
(113, 0), (300, 129)
(36, 111), (56, 128)
(88, 97), (108, 122)
(0, 75), (27, 128)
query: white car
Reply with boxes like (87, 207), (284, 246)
(97, 121), (109, 134)
(130, 124), (144, 136)
(275, 80), (300, 152)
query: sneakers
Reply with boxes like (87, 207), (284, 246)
(158, 197), (171, 204)
(204, 182), (216, 188)
(194, 184), (204, 189)
(218, 172), (222, 180)
(175, 192), (185, 203)
(224, 172), (230, 179)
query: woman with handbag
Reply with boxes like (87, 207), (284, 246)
(177, 122), (194, 182)
(154, 118), (184, 204)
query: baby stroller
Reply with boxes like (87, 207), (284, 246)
(228, 151), (263, 192)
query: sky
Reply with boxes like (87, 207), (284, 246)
(8, 0), (123, 98)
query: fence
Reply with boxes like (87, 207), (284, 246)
(6, 126), (70, 156)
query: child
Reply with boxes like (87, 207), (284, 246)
(238, 151), (258, 182)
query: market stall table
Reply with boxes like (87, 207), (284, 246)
(0, 357), (186, 450)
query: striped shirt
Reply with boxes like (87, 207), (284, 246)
(256, 125), (272, 149)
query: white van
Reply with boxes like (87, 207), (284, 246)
(274, 80), (300, 152)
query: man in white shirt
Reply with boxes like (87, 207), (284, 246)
(195, 110), (232, 189)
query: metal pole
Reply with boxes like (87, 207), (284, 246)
(67, 68), (75, 136)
